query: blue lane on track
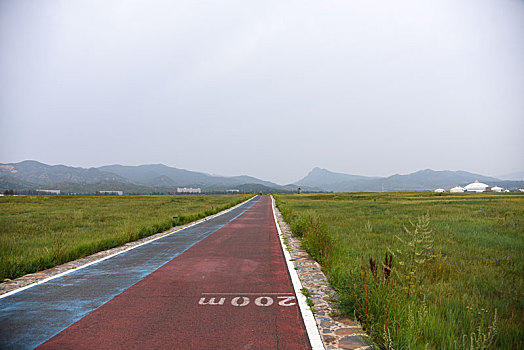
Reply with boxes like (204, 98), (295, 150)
(0, 196), (258, 350)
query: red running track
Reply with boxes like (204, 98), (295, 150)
(38, 196), (311, 349)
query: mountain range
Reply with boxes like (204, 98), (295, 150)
(1, 161), (522, 194)
(0, 161), (300, 194)
(295, 167), (521, 192)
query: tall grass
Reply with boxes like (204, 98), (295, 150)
(0, 194), (251, 281)
(275, 193), (523, 349)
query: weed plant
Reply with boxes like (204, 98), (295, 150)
(0, 194), (251, 281)
(275, 192), (523, 349)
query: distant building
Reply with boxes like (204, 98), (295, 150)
(450, 186), (465, 193)
(99, 190), (123, 196)
(226, 189), (240, 193)
(434, 188), (445, 193)
(490, 186), (504, 193)
(37, 189), (60, 195)
(464, 180), (490, 193)
(177, 187), (201, 194)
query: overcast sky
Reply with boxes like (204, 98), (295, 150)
(1, 0), (523, 184)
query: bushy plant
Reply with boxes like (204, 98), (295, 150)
(276, 201), (334, 267)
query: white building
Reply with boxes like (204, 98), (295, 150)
(99, 190), (123, 195)
(464, 180), (490, 193)
(450, 186), (465, 193)
(490, 186), (504, 193)
(37, 189), (60, 195)
(226, 189), (240, 193)
(434, 188), (445, 193)
(177, 187), (201, 194)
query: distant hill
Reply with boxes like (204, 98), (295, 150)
(98, 164), (289, 190)
(295, 167), (379, 192)
(0, 160), (130, 186)
(294, 167), (512, 192)
(98, 164), (212, 186)
(0, 174), (36, 190)
(296, 167), (377, 188)
(376, 169), (501, 192)
(0, 161), (292, 194)
(2, 160), (520, 194)
(145, 175), (179, 187)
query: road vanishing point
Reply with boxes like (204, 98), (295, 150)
(0, 195), (320, 349)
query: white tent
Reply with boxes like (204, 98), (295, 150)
(464, 180), (490, 193)
(434, 188), (445, 193)
(450, 186), (465, 193)
(491, 186), (504, 192)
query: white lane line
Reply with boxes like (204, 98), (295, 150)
(0, 196), (257, 300)
(271, 196), (325, 350)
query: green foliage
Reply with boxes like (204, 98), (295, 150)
(275, 192), (523, 349)
(392, 213), (435, 296)
(276, 202), (333, 267)
(454, 309), (498, 350)
(301, 287), (311, 298)
(301, 287), (315, 312)
(0, 194), (251, 281)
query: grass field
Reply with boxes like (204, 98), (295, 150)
(0, 194), (251, 281)
(275, 192), (523, 349)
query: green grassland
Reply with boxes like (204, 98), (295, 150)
(0, 194), (251, 281)
(275, 192), (523, 349)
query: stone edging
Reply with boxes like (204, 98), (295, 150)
(0, 197), (254, 297)
(273, 206), (372, 350)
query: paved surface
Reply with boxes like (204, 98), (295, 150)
(1, 196), (311, 349)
